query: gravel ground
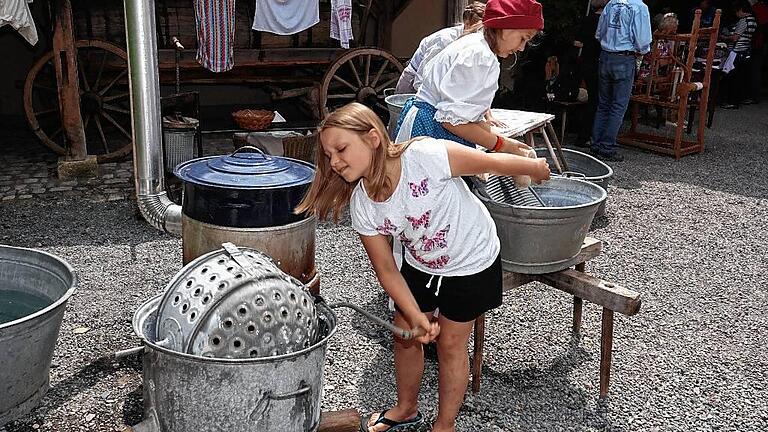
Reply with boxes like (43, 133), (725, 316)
(1, 104), (767, 432)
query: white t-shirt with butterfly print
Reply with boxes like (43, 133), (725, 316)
(350, 138), (500, 277)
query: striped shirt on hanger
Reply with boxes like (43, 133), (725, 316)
(194, 0), (236, 73)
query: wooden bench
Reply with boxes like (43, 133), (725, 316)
(471, 237), (642, 398)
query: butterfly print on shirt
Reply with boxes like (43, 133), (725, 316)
(420, 225), (450, 252)
(408, 178), (429, 197)
(376, 218), (397, 236)
(406, 210), (431, 229)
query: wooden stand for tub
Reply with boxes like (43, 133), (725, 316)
(470, 237), (642, 398)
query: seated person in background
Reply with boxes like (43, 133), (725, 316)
(394, 1), (485, 94)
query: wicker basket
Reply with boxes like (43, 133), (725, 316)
(283, 132), (318, 164)
(232, 109), (275, 131)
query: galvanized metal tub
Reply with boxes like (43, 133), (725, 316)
(384, 93), (414, 138)
(534, 148), (613, 217)
(0, 246), (77, 426)
(132, 295), (337, 432)
(475, 177), (606, 274)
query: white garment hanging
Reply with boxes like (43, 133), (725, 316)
(0, 0), (38, 46)
(252, 0), (319, 35)
(330, 0), (353, 48)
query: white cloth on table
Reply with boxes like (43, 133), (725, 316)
(0, 0), (38, 45)
(252, 0), (319, 35)
(330, 0), (353, 49)
(397, 32), (499, 140)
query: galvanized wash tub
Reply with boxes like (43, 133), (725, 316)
(534, 148), (613, 217)
(384, 93), (414, 138)
(132, 295), (337, 432)
(475, 176), (606, 274)
(0, 246), (77, 426)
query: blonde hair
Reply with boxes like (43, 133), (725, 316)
(660, 13), (679, 33)
(463, 1), (486, 26)
(294, 103), (413, 222)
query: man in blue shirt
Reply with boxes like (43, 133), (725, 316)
(590, 0), (652, 162)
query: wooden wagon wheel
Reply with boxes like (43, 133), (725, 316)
(319, 47), (404, 119)
(24, 40), (132, 163)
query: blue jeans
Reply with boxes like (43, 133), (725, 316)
(591, 52), (636, 156)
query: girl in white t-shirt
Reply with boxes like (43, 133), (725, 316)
(295, 102), (549, 432)
(394, 1), (486, 95)
(394, 0), (545, 156)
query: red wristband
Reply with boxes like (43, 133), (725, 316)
(492, 135), (504, 152)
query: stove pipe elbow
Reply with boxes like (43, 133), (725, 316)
(124, 0), (182, 235)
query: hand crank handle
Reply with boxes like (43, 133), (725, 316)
(327, 302), (425, 340)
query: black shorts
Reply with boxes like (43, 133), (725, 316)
(398, 255), (503, 323)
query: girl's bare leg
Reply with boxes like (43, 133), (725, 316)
(432, 316), (474, 432)
(366, 310), (432, 432)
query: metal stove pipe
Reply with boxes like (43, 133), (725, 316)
(123, 0), (181, 235)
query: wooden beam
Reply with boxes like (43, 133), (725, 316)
(318, 409), (360, 432)
(471, 314), (486, 393)
(599, 309), (614, 398)
(537, 270), (641, 316)
(502, 237), (603, 292)
(157, 49), (343, 69)
(52, 0), (87, 159)
(358, 0), (374, 45)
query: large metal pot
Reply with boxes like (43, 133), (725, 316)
(132, 295), (336, 432)
(174, 146), (314, 228)
(534, 148), (613, 217)
(475, 176), (606, 274)
(0, 246), (77, 426)
(175, 146), (317, 289)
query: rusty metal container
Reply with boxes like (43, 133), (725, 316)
(175, 146), (317, 291)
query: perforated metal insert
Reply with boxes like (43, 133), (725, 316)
(155, 245), (283, 353)
(484, 175), (545, 207)
(188, 274), (318, 358)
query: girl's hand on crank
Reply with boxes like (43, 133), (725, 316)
(409, 313), (440, 344)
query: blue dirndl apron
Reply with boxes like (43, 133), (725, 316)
(394, 97), (475, 148)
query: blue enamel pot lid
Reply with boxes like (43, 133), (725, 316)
(174, 146), (314, 189)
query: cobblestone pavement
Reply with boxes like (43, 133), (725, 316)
(0, 117), (233, 202)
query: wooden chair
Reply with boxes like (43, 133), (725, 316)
(618, 9), (721, 159)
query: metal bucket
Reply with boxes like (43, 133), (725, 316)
(384, 93), (414, 138)
(475, 177), (606, 274)
(534, 148), (613, 217)
(0, 246), (77, 426)
(132, 295), (337, 432)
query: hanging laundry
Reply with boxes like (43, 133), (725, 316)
(0, 0), (38, 46)
(194, 0), (236, 73)
(330, 0), (353, 49)
(252, 0), (319, 35)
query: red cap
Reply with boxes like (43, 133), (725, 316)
(482, 0), (544, 30)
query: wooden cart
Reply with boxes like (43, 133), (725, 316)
(24, 0), (465, 163)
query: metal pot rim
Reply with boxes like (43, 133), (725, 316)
(476, 177), (607, 211)
(134, 295), (338, 364)
(534, 148), (615, 182)
(0, 245), (78, 330)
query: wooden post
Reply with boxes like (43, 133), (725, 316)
(599, 308), (614, 398)
(52, 0), (87, 160)
(573, 263), (585, 334)
(451, 0), (469, 25)
(471, 314), (486, 393)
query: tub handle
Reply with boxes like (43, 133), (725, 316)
(559, 171), (586, 179)
(249, 384), (312, 422)
(230, 145), (272, 160)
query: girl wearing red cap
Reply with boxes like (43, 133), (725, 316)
(394, 0), (544, 159)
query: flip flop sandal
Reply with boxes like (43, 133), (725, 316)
(359, 409), (424, 432)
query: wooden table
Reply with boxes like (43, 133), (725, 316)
(489, 109), (569, 173)
(470, 237), (642, 398)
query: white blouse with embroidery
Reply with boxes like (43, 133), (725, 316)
(350, 139), (500, 277)
(416, 31), (500, 126)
